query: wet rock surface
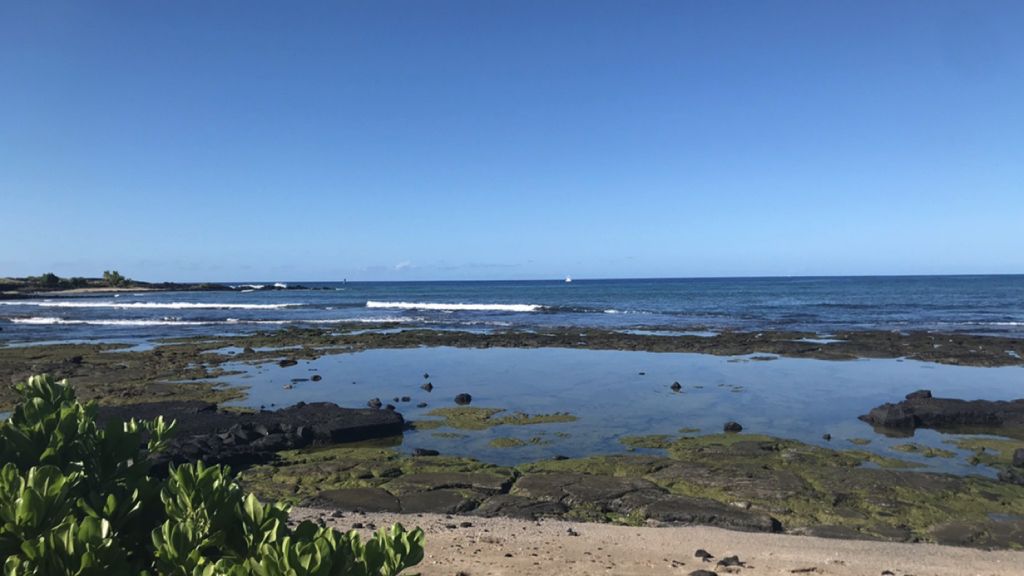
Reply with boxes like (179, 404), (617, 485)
(240, 433), (1024, 549)
(860, 392), (1024, 439)
(96, 400), (404, 469)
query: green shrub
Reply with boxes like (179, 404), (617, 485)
(0, 375), (425, 575)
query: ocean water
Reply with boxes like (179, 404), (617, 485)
(2, 275), (1023, 343)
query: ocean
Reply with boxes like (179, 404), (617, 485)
(2, 275), (1023, 344)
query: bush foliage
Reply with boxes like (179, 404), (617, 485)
(0, 375), (425, 575)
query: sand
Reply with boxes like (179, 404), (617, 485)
(291, 507), (1024, 576)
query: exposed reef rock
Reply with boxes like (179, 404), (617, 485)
(860, 391), (1024, 439)
(96, 400), (403, 469)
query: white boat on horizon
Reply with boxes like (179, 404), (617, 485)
(565, 276), (573, 283)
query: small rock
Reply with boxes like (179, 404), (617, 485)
(454, 393), (472, 405)
(278, 358), (298, 368)
(638, 371), (646, 376)
(723, 421), (743, 433)
(331, 510), (344, 518)
(421, 382), (433, 392)
(688, 570), (718, 576)
(423, 372), (430, 379)
(367, 398), (383, 409)
(393, 397), (400, 402)
(351, 522), (364, 529)
(822, 433), (832, 441)
(459, 521), (473, 528)
(670, 382), (682, 392)
(243, 346), (255, 354)
(566, 527), (579, 536)
(416, 402), (428, 408)
(401, 396), (411, 402)
(905, 389), (932, 400)
(311, 374), (322, 382)
(717, 555), (745, 567)
(413, 448), (440, 457)
(385, 404), (396, 411)
(694, 549), (714, 561)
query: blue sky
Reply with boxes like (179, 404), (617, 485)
(1, 1), (1022, 281)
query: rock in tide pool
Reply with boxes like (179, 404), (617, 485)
(723, 421), (743, 433)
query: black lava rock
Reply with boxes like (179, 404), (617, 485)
(670, 381), (682, 392)
(454, 393), (472, 405)
(367, 398), (383, 410)
(278, 359), (298, 368)
(723, 421), (743, 433)
(311, 374), (322, 382)
(421, 382), (433, 392)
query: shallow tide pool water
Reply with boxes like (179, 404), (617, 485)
(216, 346), (1024, 475)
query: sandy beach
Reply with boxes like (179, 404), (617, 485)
(291, 507), (1024, 575)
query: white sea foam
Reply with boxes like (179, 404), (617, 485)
(7, 316), (422, 327)
(0, 301), (298, 310)
(10, 317), (213, 326)
(366, 301), (542, 312)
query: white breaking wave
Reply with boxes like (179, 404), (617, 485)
(10, 317), (215, 326)
(0, 301), (298, 310)
(366, 301), (542, 312)
(7, 316), (423, 327)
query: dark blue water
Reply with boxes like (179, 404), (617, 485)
(2, 275), (1023, 344)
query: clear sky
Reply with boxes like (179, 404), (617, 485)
(1, 1), (1022, 281)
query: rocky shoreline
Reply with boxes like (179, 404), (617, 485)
(2, 326), (1023, 410)
(4, 328), (1024, 549)
(0, 278), (326, 300)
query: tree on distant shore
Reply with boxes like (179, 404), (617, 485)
(103, 269), (129, 287)
(39, 272), (60, 286)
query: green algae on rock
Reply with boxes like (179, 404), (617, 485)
(424, 406), (577, 430)
(489, 436), (550, 448)
(946, 437), (1024, 467)
(890, 443), (956, 458)
(238, 433), (1024, 549)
